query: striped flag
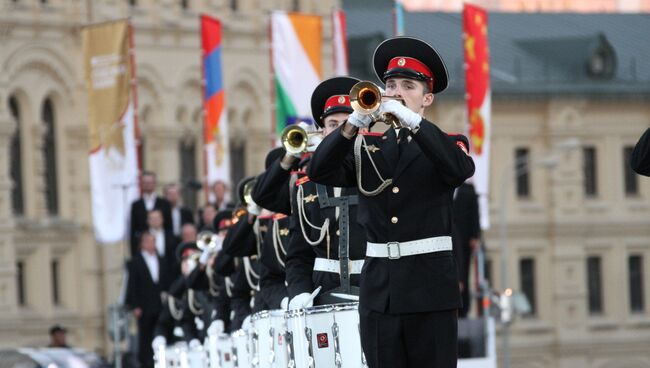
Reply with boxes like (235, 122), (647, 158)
(201, 15), (231, 191)
(271, 11), (322, 135)
(332, 8), (349, 76)
(463, 4), (491, 229)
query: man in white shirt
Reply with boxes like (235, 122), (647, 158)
(164, 184), (195, 239)
(129, 171), (173, 255)
(147, 209), (178, 278)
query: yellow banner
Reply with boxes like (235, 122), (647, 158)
(82, 20), (130, 155)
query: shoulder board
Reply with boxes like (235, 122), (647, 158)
(258, 215), (273, 220)
(273, 213), (287, 220)
(290, 170), (306, 176)
(359, 131), (383, 137)
(296, 176), (311, 186)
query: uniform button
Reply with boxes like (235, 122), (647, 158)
(391, 216), (398, 224)
(336, 230), (340, 236)
(392, 186), (400, 194)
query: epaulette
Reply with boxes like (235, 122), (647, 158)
(359, 131), (383, 137)
(296, 176), (310, 186)
(273, 213), (287, 220)
(291, 170), (306, 176)
(258, 214), (274, 220)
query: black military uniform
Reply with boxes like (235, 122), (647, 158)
(631, 128), (650, 176)
(308, 37), (475, 368)
(285, 76), (367, 305)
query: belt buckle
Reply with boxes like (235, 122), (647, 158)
(386, 242), (401, 259)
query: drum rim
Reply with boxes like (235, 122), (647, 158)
(305, 302), (359, 315)
(231, 329), (248, 337)
(250, 310), (271, 321)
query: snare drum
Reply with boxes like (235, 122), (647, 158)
(250, 311), (272, 368)
(269, 309), (289, 368)
(286, 302), (365, 368)
(231, 329), (251, 368)
(217, 333), (235, 368)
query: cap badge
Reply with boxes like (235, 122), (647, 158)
(337, 96), (346, 104)
(397, 57), (406, 67)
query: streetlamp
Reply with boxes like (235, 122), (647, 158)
(498, 138), (580, 368)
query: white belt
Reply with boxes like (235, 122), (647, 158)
(313, 258), (365, 274)
(366, 236), (452, 259)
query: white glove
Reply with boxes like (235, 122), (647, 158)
(207, 319), (224, 335)
(198, 248), (211, 265)
(298, 121), (316, 133)
(185, 257), (198, 274)
(381, 99), (422, 129)
(280, 296), (289, 310)
(189, 338), (202, 350)
(152, 335), (166, 350)
(288, 292), (314, 310)
(247, 202), (261, 216)
(306, 134), (323, 152)
(347, 111), (373, 129)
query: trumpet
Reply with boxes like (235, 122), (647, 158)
(242, 178), (257, 206)
(349, 81), (403, 129)
(280, 124), (321, 155)
(196, 230), (218, 251)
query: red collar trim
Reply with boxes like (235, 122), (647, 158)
(296, 176), (311, 186)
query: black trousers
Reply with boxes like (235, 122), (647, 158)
(359, 307), (458, 368)
(137, 313), (158, 368)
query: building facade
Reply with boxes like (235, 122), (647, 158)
(0, 0), (338, 354)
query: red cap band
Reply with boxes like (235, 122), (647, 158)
(323, 95), (351, 114)
(386, 56), (434, 90)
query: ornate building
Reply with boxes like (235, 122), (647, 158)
(0, 0), (338, 354)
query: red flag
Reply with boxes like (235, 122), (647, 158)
(463, 3), (491, 229)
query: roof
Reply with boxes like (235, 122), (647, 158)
(342, 3), (650, 97)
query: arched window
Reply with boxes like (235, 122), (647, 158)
(8, 96), (24, 215)
(179, 138), (198, 211)
(230, 140), (245, 201)
(42, 98), (58, 215)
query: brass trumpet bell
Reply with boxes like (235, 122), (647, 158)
(349, 81), (402, 129)
(196, 230), (218, 251)
(281, 125), (309, 155)
(242, 178), (257, 206)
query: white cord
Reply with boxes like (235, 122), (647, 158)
(168, 295), (183, 321)
(187, 289), (204, 315)
(354, 134), (393, 196)
(243, 256), (260, 291)
(296, 184), (330, 246)
(272, 219), (287, 268)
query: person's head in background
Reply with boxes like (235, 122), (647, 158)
(202, 203), (217, 230)
(181, 223), (197, 243)
(147, 209), (164, 231)
(164, 183), (181, 207)
(139, 232), (156, 255)
(49, 325), (69, 348)
(141, 171), (157, 196)
(212, 180), (227, 207)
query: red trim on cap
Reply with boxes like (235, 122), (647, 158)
(387, 56), (434, 90)
(290, 170), (306, 175)
(456, 141), (469, 154)
(323, 95), (351, 114)
(258, 215), (274, 220)
(359, 132), (383, 137)
(182, 248), (198, 258)
(273, 213), (287, 220)
(219, 218), (232, 229)
(296, 176), (311, 186)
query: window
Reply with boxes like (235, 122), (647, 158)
(515, 148), (530, 198)
(129, 0), (137, 6)
(180, 0), (188, 9)
(292, 0), (300, 11)
(42, 99), (59, 215)
(179, 139), (198, 211)
(629, 255), (644, 313)
(16, 261), (26, 306)
(519, 258), (536, 316)
(51, 260), (60, 306)
(623, 146), (638, 196)
(229, 0), (237, 11)
(230, 142), (246, 202)
(583, 146), (598, 197)
(9, 96), (24, 215)
(587, 256), (603, 315)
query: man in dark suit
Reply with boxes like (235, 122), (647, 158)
(130, 171), (173, 255)
(126, 233), (172, 368)
(452, 180), (481, 318)
(308, 37), (475, 368)
(147, 209), (179, 279)
(164, 184), (195, 240)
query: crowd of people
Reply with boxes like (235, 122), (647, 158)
(123, 36), (483, 368)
